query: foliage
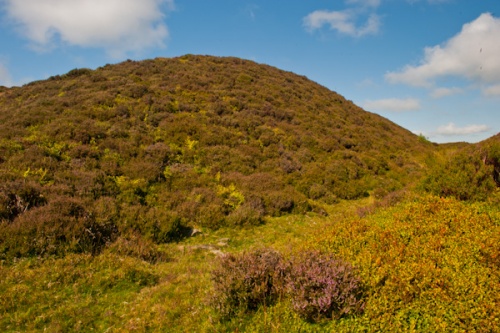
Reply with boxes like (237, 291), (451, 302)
(420, 140), (499, 200)
(0, 55), (434, 258)
(210, 248), (285, 318)
(285, 250), (365, 322)
(210, 247), (365, 323)
(107, 232), (172, 263)
(1, 54), (500, 331)
(311, 195), (500, 332)
(0, 180), (46, 220)
(0, 195), (500, 331)
(0, 196), (117, 259)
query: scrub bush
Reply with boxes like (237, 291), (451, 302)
(0, 180), (46, 220)
(107, 233), (171, 263)
(210, 248), (285, 318)
(210, 248), (365, 323)
(0, 196), (117, 259)
(285, 251), (365, 322)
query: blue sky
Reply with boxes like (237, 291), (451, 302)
(1, 0), (499, 143)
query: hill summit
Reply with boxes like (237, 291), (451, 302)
(0, 55), (432, 257)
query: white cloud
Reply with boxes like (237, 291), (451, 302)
(386, 13), (500, 90)
(435, 123), (490, 136)
(430, 87), (463, 99)
(303, 0), (381, 38)
(3, 0), (173, 58)
(483, 84), (500, 97)
(303, 9), (380, 37)
(363, 98), (420, 112)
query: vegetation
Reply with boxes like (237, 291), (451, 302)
(210, 248), (365, 323)
(0, 54), (433, 259)
(284, 250), (365, 322)
(0, 55), (499, 331)
(420, 137), (500, 200)
(210, 248), (285, 319)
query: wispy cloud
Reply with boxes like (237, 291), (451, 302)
(430, 87), (463, 99)
(303, 0), (381, 38)
(303, 0), (450, 38)
(2, 0), (174, 58)
(304, 10), (380, 37)
(483, 84), (500, 97)
(244, 4), (259, 20)
(435, 123), (490, 136)
(386, 13), (500, 94)
(363, 98), (420, 112)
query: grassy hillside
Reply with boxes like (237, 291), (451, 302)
(1, 55), (499, 332)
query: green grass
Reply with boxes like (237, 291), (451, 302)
(0, 201), (355, 332)
(2, 194), (499, 332)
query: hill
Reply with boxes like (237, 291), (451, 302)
(1, 55), (500, 332)
(0, 55), (433, 258)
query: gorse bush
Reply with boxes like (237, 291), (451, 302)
(311, 195), (500, 331)
(210, 248), (365, 322)
(420, 150), (496, 201)
(285, 250), (365, 322)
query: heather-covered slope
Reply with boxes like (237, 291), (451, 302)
(0, 55), (432, 258)
(420, 133), (500, 201)
(1, 55), (500, 332)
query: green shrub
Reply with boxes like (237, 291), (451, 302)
(144, 208), (186, 243)
(63, 68), (92, 78)
(485, 141), (500, 186)
(107, 233), (171, 263)
(262, 187), (310, 216)
(120, 205), (187, 243)
(225, 198), (264, 226)
(420, 149), (496, 200)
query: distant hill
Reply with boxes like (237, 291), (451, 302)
(0, 54), (484, 258)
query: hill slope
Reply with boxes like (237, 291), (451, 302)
(0, 55), (433, 258)
(420, 132), (500, 201)
(2, 55), (500, 332)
